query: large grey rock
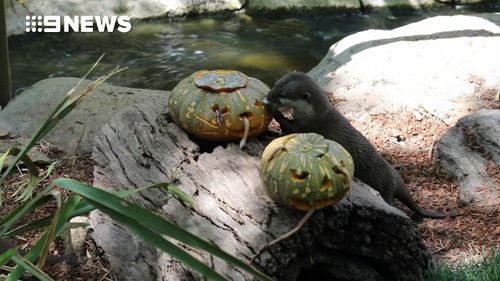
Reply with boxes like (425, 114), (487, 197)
(309, 14), (500, 124)
(0, 136), (53, 168)
(0, 77), (168, 155)
(434, 109), (499, 209)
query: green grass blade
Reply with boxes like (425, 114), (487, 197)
(0, 149), (11, 206)
(0, 184), (152, 237)
(0, 54), (106, 184)
(0, 246), (18, 266)
(53, 178), (273, 281)
(0, 196), (52, 236)
(6, 195), (81, 280)
(0, 55), (124, 197)
(0, 111), (61, 185)
(0, 148), (10, 169)
(0, 148), (40, 205)
(0, 184), (55, 237)
(37, 191), (62, 268)
(423, 250), (500, 281)
(8, 255), (54, 281)
(16, 161), (58, 203)
(3, 183), (189, 238)
(88, 200), (228, 281)
(162, 183), (193, 205)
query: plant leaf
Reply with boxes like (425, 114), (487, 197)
(8, 255), (54, 281)
(88, 199), (228, 281)
(0, 245), (18, 267)
(53, 178), (273, 281)
(0, 183), (55, 238)
(37, 191), (62, 268)
(6, 195), (81, 280)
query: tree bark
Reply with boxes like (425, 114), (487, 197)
(90, 98), (431, 281)
(0, 0), (12, 108)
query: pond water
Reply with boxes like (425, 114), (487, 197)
(8, 5), (500, 94)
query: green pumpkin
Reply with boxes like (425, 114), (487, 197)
(260, 133), (354, 211)
(168, 70), (271, 142)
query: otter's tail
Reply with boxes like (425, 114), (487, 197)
(394, 186), (460, 219)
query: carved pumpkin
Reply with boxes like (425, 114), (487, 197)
(260, 133), (354, 211)
(168, 70), (271, 146)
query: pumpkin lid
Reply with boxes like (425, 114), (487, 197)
(193, 70), (248, 93)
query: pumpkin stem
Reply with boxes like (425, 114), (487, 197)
(249, 208), (316, 265)
(239, 116), (250, 149)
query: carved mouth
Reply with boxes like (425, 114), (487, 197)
(278, 107), (294, 120)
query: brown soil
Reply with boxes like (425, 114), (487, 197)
(1, 107), (498, 279)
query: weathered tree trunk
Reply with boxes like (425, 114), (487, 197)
(90, 98), (431, 281)
(0, 0), (12, 108)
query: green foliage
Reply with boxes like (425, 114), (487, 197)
(0, 54), (125, 205)
(423, 250), (500, 281)
(0, 58), (274, 281)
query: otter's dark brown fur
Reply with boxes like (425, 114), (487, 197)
(264, 72), (454, 218)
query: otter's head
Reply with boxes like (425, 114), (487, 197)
(263, 72), (328, 120)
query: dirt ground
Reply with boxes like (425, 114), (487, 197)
(1, 108), (499, 280)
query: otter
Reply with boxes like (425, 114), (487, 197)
(263, 72), (454, 218)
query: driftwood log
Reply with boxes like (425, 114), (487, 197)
(89, 98), (431, 281)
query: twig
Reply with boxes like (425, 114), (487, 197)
(249, 208), (316, 264)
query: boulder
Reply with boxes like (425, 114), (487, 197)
(0, 136), (53, 168)
(434, 109), (499, 210)
(0, 77), (168, 155)
(309, 14), (500, 124)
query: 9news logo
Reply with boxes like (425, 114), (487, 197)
(25, 15), (132, 33)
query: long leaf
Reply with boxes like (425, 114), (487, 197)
(9, 255), (54, 281)
(0, 183), (55, 238)
(0, 55), (126, 206)
(0, 148), (40, 206)
(3, 183), (190, 238)
(16, 161), (58, 202)
(0, 246), (18, 267)
(38, 191), (62, 268)
(6, 195), (81, 280)
(53, 178), (274, 281)
(0, 54), (105, 183)
(0, 148), (11, 170)
(88, 199), (227, 281)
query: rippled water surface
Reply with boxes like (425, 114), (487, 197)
(9, 6), (500, 93)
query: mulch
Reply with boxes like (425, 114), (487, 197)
(1, 143), (112, 281)
(348, 110), (499, 264)
(1, 106), (498, 279)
